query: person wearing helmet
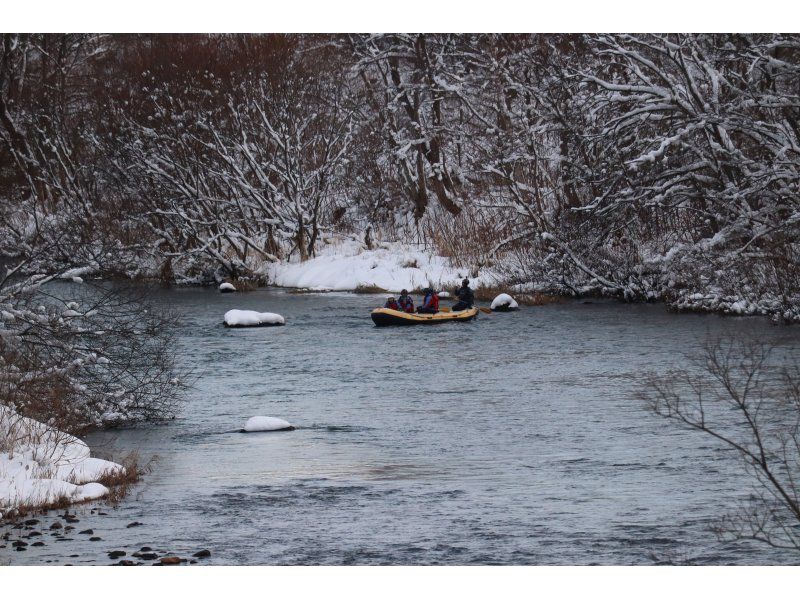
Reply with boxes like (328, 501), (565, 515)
(452, 278), (475, 312)
(417, 288), (439, 314)
(397, 289), (415, 313)
(384, 296), (400, 310)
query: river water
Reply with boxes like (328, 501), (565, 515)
(5, 287), (800, 565)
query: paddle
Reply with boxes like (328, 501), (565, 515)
(440, 306), (492, 315)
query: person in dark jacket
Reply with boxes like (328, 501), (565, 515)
(418, 288), (439, 314)
(397, 289), (415, 313)
(384, 296), (400, 310)
(452, 278), (475, 311)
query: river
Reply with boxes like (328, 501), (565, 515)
(4, 287), (800, 565)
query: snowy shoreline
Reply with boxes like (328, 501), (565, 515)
(0, 405), (125, 520)
(62, 238), (798, 323)
(262, 239), (486, 294)
(258, 241), (798, 322)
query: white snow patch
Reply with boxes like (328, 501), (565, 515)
(491, 293), (519, 310)
(223, 309), (285, 327)
(0, 405), (124, 518)
(264, 238), (485, 293)
(242, 416), (294, 432)
(219, 282), (237, 292)
(224, 309), (286, 326)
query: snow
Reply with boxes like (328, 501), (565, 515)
(242, 416), (294, 432)
(58, 266), (94, 283)
(219, 282), (237, 292)
(264, 238), (484, 293)
(491, 293), (519, 310)
(438, 291), (451, 298)
(0, 405), (124, 518)
(223, 309), (285, 327)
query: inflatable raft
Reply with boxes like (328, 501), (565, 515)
(371, 307), (478, 327)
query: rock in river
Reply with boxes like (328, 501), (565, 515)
(241, 416), (295, 433)
(223, 309), (285, 328)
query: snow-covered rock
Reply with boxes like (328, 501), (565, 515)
(223, 309), (285, 327)
(437, 291), (451, 298)
(241, 416), (295, 433)
(491, 293), (519, 311)
(219, 282), (237, 293)
(0, 405), (125, 518)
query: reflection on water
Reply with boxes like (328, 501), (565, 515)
(5, 288), (800, 565)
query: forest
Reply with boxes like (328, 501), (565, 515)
(1, 33), (799, 320)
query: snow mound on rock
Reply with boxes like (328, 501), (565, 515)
(242, 416), (294, 432)
(437, 291), (451, 298)
(223, 309), (285, 327)
(491, 293), (519, 310)
(219, 282), (237, 293)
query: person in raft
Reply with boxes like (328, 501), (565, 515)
(417, 288), (440, 314)
(397, 289), (415, 313)
(452, 278), (475, 311)
(384, 296), (401, 310)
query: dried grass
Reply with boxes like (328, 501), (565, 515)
(353, 284), (389, 294)
(222, 278), (258, 292)
(472, 285), (566, 306)
(96, 451), (152, 505)
(422, 207), (513, 274)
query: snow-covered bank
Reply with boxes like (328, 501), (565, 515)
(0, 405), (124, 519)
(264, 239), (486, 293)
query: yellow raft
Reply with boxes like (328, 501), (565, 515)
(370, 307), (479, 327)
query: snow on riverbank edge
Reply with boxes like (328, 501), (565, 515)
(261, 239), (799, 322)
(0, 405), (124, 519)
(263, 239), (486, 293)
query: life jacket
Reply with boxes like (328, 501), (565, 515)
(423, 292), (439, 311)
(385, 300), (400, 310)
(457, 286), (474, 306)
(398, 295), (414, 312)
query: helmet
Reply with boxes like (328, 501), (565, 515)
(400, 289), (408, 295)
(462, 278), (470, 285)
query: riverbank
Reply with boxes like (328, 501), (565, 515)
(40, 236), (798, 323)
(260, 239), (798, 323)
(263, 238), (489, 293)
(0, 405), (126, 520)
